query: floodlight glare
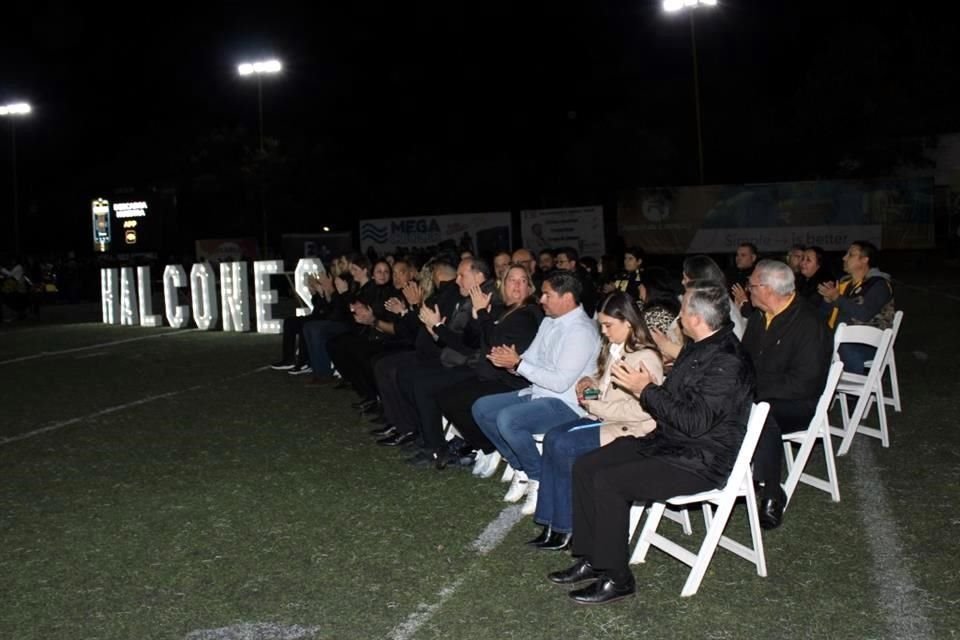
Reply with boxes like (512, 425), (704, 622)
(237, 59), (282, 76)
(663, 0), (715, 11)
(0, 102), (32, 116)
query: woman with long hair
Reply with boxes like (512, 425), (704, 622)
(434, 264), (544, 469)
(528, 292), (664, 549)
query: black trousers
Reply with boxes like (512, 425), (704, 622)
(374, 351), (425, 437)
(436, 378), (517, 453)
(280, 315), (311, 365)
(401, 364), (478, 451)
(571, 438), (715, 581)
(753, 398), (817, 498)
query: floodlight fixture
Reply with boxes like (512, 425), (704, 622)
(0, 102), (32, 116)
(237, 59), (282, 76)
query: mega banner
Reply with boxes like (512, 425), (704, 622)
(520, 206), (605, 258)
(618, 178), (935, 254)
(359, 212), (511, 256)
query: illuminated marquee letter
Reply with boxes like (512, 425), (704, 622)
(190, 262), (219, 331)
(294, 258), (325, 317)
(119, 267), (140, 326)
(100, 268), (119, 325)
(136, 266), (163, 327)
(220, 261), (250, 332)
(163, 265), (191, 329)
(253, 260), (283, 334)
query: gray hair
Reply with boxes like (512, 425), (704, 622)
(753, 259), (795, 296)
(683, 279), (730, 331)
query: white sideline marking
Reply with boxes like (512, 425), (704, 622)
(387, 505), (524, 640)
(850, 444), (934, 639)
(0, 330), (196, 366)
(184, 622), (321, 640)
(0, 366), (270, 447)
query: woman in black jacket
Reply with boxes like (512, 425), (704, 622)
(435, 264), (544, 469)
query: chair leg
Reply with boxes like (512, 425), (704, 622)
(837, 390), (870, 456)
(630, 502), (665, 564)
(822, 427), (841, 502)
(876, 389), (890, 448)
(744, 481), (768, 578)
(887, 354), (902, 413)
(681, 498), (737, 597)
(628, 503), (644, 541)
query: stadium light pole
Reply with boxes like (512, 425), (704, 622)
(0, 102), (32, 255)
(663, 0), (715, 185)
(237, 59), (282, 255)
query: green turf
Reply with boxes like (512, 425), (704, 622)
(0, 282), (958, 639)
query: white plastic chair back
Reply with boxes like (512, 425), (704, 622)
(782, 361), (844, 506)
(630, 402), (770, 597)
(830, 324), (894, 455)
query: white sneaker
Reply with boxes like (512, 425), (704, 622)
(501, 464), (515, 483)
(503, 470), (528, 503)
(478, 451), (502, 479)
(520, 480), (540, 515)
(472, 451), (488, 476)
(287, 365), (313, 376)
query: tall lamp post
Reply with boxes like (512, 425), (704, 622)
(238, 59), (282, 254)
(0, 102), (32, 255)
(663, 0), (715, 185)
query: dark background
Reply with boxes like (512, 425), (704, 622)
(1, 1), (957, 257)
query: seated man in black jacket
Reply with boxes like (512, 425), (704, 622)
(741, 260), (831, 529)
(547, 279), (755, 606)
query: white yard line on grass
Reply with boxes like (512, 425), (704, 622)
(184, 623), (322, 640)
(850, 443), (935, 639)
(0, 366), (269, 447)
(387, 505), (526, 640)
(0, 329), (196, 366)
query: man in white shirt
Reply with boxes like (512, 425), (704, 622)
(473, 271), (601, 514)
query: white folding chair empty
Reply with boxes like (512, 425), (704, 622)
(630, 402), (771, 597)
(782, 361), (844, 506)
(864, 310), (903, 413)
(830, 323), (895, 456)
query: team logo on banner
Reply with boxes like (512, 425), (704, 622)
(360, 223), (389, 244)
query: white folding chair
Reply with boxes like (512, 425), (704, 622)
(782, 361), (844, 506)
(830, 324), (894, 456)
(865, 310), (903, 413)
(630, 402), (771, 597)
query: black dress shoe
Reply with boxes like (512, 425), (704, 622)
(547, 558), (601, 585)
(537, 531), (572, 551)
(759, 486), (787, 530)
(526, 526), (552, 547)
(369, 424), (397, 437)
(377, 432), (416, 447)
(569, 575), (636, 605)
(406, 450), (435, 466)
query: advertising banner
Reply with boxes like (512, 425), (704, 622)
(618, 178), (935, 254)
(520, 206), (605, 257)
(359, 212), (512, 256)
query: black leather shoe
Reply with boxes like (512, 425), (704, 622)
(537, 531), (572, 551)
(406, 450), (435, 466)
(526, 526), (552, 547)
(547, 558), (601, 585)
(369, 424), (397, 437)
(759, 487), (787, 530)
(377, 432), (415, 447)
(569, 575), (636, 605)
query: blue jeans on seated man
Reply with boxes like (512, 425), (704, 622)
(471, 391), (580, 482)
(534, 418), (602, 534)
(838, 342), (876, 376)
(302, 319), (351, 377)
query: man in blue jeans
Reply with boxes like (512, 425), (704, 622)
(472, 271), (600, 516)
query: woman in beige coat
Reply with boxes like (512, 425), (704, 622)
(528, 292), (664, 550)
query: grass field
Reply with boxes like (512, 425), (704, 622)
(1, 281), (958, 640)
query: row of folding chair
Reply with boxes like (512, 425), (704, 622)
(625, 311), (904, 597)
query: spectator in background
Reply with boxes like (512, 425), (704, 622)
(726, 242), (759, 291)
(493, 251), (512, 285)
(554, 247), (598, 316)
(796, 245), (833, 302)
(538, 249), (555, 276)
(604, 246), (645, 300)
(786, 244), (805, 274)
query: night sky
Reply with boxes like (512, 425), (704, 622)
(2, 1), (958, 255)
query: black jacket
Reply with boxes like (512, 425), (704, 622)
(471, 302), (544, 389)
(740, 295), (831, 403)
(638, 325), (756, 486)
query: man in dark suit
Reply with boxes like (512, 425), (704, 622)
(741, 260), (831, 529)
(547, 280), (756, 605)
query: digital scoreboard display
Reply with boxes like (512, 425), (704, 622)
(91, 197), (162, 253)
